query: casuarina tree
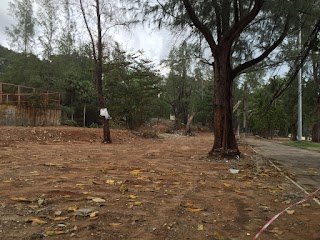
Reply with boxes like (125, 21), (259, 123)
(141, 0), (305, 156)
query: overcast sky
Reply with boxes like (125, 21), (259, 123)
(0, 0), (176, 67)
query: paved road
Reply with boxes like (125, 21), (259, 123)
(245, 136), (320, 193)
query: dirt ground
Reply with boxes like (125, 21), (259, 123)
(0, 126), (319, 240)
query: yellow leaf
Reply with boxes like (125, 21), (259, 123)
(197, 224), (204, 231)
(109, 223), (122, 227)
(223, 183), (231, 187)
(106, 179), (115, 185)
(134, 201), (143, 206)
(53, 217), (68, 221)
(186, 207), (204, 213)
(199, 181), (206, 185)
(277, 185), (286, 190)
(46, 230), (65, 236)
(173, 182), (180, 185)
(268, 189), (278, 193)
(31, 218), (47, 225)
(76, 183), (85, 186)
(11, 197), (31, 202)
(234, 190), (244, 194)
(286, 209), (295, 215)
(131, 169), (142, 175)
(68, 206), (79, 212)
(129, 195), (138, 199)
(89, 211), (99, 218)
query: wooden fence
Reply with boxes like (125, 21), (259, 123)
(0, 82), (61, 126)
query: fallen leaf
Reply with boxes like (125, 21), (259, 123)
(128, 201), (143, 206)
(277, 185), (286, 190)
(186, 207), (204, 213)
(54, 211), (62, 216)
(89, 211), (99, 218)
(234, 190), (244, 194)
(119, 184), (128, 194)
(46, 230), (65, 236)
(53, 217), (68, 221)
(37, 198), (45, 206)
(129, 195), (138, 199)
(285, 209), (295, 215)
(31, 218), (47, 225)
(269, 228), (284, 235)
(109, 223), (122, 227)
(10, 197), (31, 203)
(244, 208), (254, 211)
(197, 224), (204, 231)
(92, 198), (106, 203)
(74, 208), (93, 216)
(106, 179), (115, 185)
(302, 203), (311, 207)
(131, 170), (142, 175)
(223, 183), (231, 187)
(68, 206), (79, 212)
(268, 189), (278, 193)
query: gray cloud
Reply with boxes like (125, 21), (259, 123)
(0, 0), (14, 48)
(0, 0), (175, 65)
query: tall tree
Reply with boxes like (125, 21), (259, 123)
(79, 0), (127, 143)
(105, 46), (161, 129)
(143, 0), (305, 156)
(58, 0), (77, 55)
(37, 0), (59, 60)
(164, 42), (196, 126)
(5, 0), (36, 53)
(80, 0), (111, 143)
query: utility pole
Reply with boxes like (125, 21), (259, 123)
(298, 18), (303, 142)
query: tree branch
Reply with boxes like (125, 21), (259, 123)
(233, 18), (289, 76)
(224, 0), (263, 44)
(211, 0), (222, 42)
(79, 0), (97, 61)
(182, 0), (217, 54)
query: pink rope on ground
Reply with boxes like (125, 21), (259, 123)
(253, 188), (320, 240)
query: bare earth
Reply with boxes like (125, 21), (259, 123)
(0, 126), (319, 240)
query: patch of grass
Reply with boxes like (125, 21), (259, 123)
(283, 141), (320, 150)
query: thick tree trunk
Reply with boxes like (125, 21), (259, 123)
(290, 123), (297, 141)
(312, 123), (320, 142)
(209, 51), (239, 156)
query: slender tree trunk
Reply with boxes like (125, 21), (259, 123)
(209, 50), (239, 156)
(96, 62), (112, 143)
(185, 112), (196, 135)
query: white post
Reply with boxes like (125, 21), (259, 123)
(298, 20), (303, 141)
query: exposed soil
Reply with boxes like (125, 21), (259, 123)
(0, 126), (319, 240)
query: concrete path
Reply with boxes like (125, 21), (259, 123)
(245, 136), (320, 193)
